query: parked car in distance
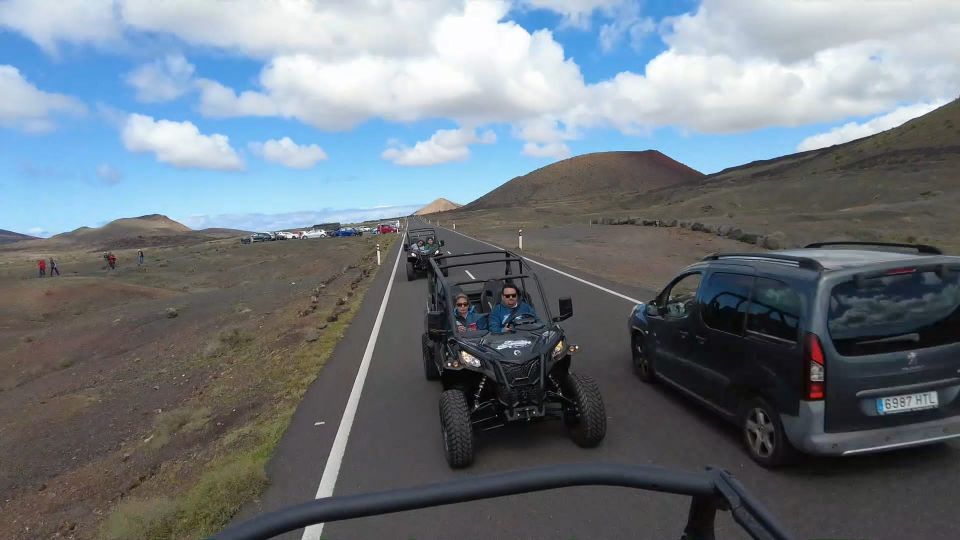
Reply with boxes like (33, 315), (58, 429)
(331, 227), (361, 237)
(378, 223), (397, 234)
(628, 241), (960, 467)
(250, 232), (273, 242)
(302, 229), (328, 239)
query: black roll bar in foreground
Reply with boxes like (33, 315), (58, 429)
(211, 463), (796, 540)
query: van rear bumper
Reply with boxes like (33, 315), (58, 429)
(781, 402), (960, 456)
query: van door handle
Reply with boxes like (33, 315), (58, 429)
(695, 335), (707, 345)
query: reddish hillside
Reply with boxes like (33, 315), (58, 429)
(463, 150), (703, 210)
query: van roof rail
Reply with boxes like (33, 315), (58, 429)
(702, 252), (824, 271)
(803, 241), (942, 255)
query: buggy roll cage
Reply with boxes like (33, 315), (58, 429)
(405, 227), (438, 243)
(211, 463), (796, 540)
(427, 251), (557, 333)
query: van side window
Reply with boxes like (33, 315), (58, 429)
(700, 272), (753, 335)
(663, 272), (702, 319)
(747, 278), (801, 342)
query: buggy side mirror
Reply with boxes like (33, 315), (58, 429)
(427, 310), (446, 333)
(553, 297), (573, 322)
(439, 239), (445, 247)
(645, 303), (660, 317)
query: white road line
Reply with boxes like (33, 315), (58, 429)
(464, 270), (475, 279)
(301, 241), (404, 540)
(444, 227), (642, 304)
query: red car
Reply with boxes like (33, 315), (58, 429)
(377, 224), (397, 234)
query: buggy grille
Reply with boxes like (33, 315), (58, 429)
(500, 358), (541, 385)
(498, 384), (544, 407)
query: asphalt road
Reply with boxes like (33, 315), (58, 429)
(242, 218), (960, 540)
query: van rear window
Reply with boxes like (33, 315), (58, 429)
(827, 269), (960, 356)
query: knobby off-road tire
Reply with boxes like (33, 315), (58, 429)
(406, 261), (416, 281)
(563, 371), (607, 448)
(422, 333), (440, 381)
(439, 389), (474, 468)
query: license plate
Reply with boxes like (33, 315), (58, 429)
(876, 391), (939, 415)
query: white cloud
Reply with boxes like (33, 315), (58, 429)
(0, 65), (86, 133)
(0, 0), (122, 55)
(5, 0), (959, 153)
(382, 127), (497, 166)
(179, 204), (422, 232)
(519, 0), (627, 28)
(522, 141), (571, 159)
(796, 100), (949, 152)
(197, 2), (586, 132)
(27, 227), (50, 238)
(121, 113), (243, 170)
(125, 54), (196, 103)
(96, 163), (124, 185)
(598, 2), (654, 53)
(248, 137), (328, 168)
(122, 0), (457, 59)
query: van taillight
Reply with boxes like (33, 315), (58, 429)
(805, 332), (825, 400)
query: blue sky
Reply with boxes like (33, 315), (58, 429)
(1, 1), (956, 236)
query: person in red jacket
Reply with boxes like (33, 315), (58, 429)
(37, 259), (46, 277)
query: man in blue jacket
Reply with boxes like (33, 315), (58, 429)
(489, 284), (537, 333)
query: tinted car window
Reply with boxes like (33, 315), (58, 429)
(747, 277), (801, 342)
(828, 269), (960, 356)
(700, 272), (753, 335)
(663, 272), (702, 318)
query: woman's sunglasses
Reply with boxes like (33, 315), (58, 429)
(456, 302), (469, 307)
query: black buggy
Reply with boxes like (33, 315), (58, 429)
(403, 227), (446, 281)
(422, 251), (606, 468)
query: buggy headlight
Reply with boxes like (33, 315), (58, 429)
(460, 351), (481, 368)
(553, 340), (565, 358)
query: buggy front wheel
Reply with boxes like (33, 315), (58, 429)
(439, 389), (474, 468)
(562, 372), (607, 448)
(406, 261), (415, 281)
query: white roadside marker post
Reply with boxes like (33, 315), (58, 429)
(376, 243), (381, 266)
(518, 228), (523, 251)
(453, 222), (456, 230)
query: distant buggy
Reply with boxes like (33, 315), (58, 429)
(404, 227), (446, 281)
(422, 250), (607, 468)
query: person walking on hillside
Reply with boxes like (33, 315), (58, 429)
(37, 258), (46, 277)
(49, 257), (60, 276)
(138, 249), (144, 266)
(107, 252), (117, 270)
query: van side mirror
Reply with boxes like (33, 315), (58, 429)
(645, 303), (660, 317)
(427, 310), (446, 333)
(553, 297), (573, 322)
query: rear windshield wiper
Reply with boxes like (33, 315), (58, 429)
(854, 332), (920, 345)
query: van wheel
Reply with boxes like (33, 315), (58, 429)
(741, 398), (796, 468)
(439, 389), (474, 468)
(631, 332), (655, 383)
(422, 334), (440, 381)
